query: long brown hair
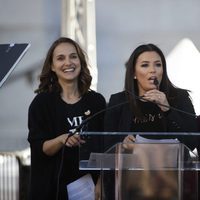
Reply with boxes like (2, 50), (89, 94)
(35, 37), (92, 95)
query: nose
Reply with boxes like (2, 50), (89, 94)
(149, 64), (156, 73)
(64, 56), (71, 65)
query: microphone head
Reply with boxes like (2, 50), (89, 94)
(153, 78), (159, 87)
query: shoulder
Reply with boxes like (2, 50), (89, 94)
(176, 88), (189, 96)
(109, 91), (126, 103)
(29, 92), (57, 110)
(85, 90), (106, 103)
(83, 90), (106, 111)
(174, 88), (190, 101)
(169, 88), (191, 106)
(31, 92), (55, 104)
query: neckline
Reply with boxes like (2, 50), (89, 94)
(60, 95), (82, 105)
(59, 92), (87, 106)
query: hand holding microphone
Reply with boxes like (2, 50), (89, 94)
(142, 78), (170, 112)
(143, 90), (170, 112)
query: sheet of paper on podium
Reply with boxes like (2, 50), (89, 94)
(135, 134), (180, 143)
(0, 43), (31, 88)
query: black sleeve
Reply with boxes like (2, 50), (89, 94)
(165, 90), (198, 149)
(166, 91), (198, 132)
(103, 93), (126, 150)
(27, 93), (55, 158)
(85, 92), (106, 132)
(27, 93), (57, 200)
(92, 93), (107, 131)
(104, 94), (122, 131)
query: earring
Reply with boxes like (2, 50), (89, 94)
(134, 76), (137, 79)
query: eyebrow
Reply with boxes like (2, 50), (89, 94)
(55, 52), (77, 57)
(141, 60), (161, 63)
(70, 52), (78, 56)
(55, 54), (64, 58)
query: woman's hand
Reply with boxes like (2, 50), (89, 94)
(123, 135), (135, 150)
(43, 133), (85, 156)
(64, 133), (86, 147)
(143, 89), (170, 112)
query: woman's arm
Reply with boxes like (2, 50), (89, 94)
(43, 133), (85, 156)
(166, 90), (198, 132)
(104, 93), (123, 131)
(165, 90), (198, 150)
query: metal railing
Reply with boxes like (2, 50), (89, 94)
(0, 148), (30, 200)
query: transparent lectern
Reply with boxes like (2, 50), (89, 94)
(79, 132), (199, 200)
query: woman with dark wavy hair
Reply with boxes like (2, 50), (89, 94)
(28, 37), (106, 200)
(35, 37), (92, 95)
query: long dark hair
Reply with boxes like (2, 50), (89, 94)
(35, 37), (92, 95)
(124, 43), (178, 116)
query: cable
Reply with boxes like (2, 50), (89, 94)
(55, 136), (70, 200)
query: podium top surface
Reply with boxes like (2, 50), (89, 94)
(80, 131), (200, 136)
(0, 43), (30, 88)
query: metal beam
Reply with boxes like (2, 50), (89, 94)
(61, 0), (97, 90)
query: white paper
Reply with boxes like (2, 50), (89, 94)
(67, 174), (95, 200)
(135, 134), (180, 143)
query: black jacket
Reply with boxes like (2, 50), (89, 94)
(104, 90), (198, 150)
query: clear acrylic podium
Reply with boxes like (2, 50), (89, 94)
(79, 132), (200, 200)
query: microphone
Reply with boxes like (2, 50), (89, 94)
(153, 78), (159, 89)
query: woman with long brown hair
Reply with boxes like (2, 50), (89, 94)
(28, 37), (106, 200)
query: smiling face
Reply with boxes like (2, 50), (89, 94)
(51, 42), (81, 86)
(134, 51), (163, 96)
